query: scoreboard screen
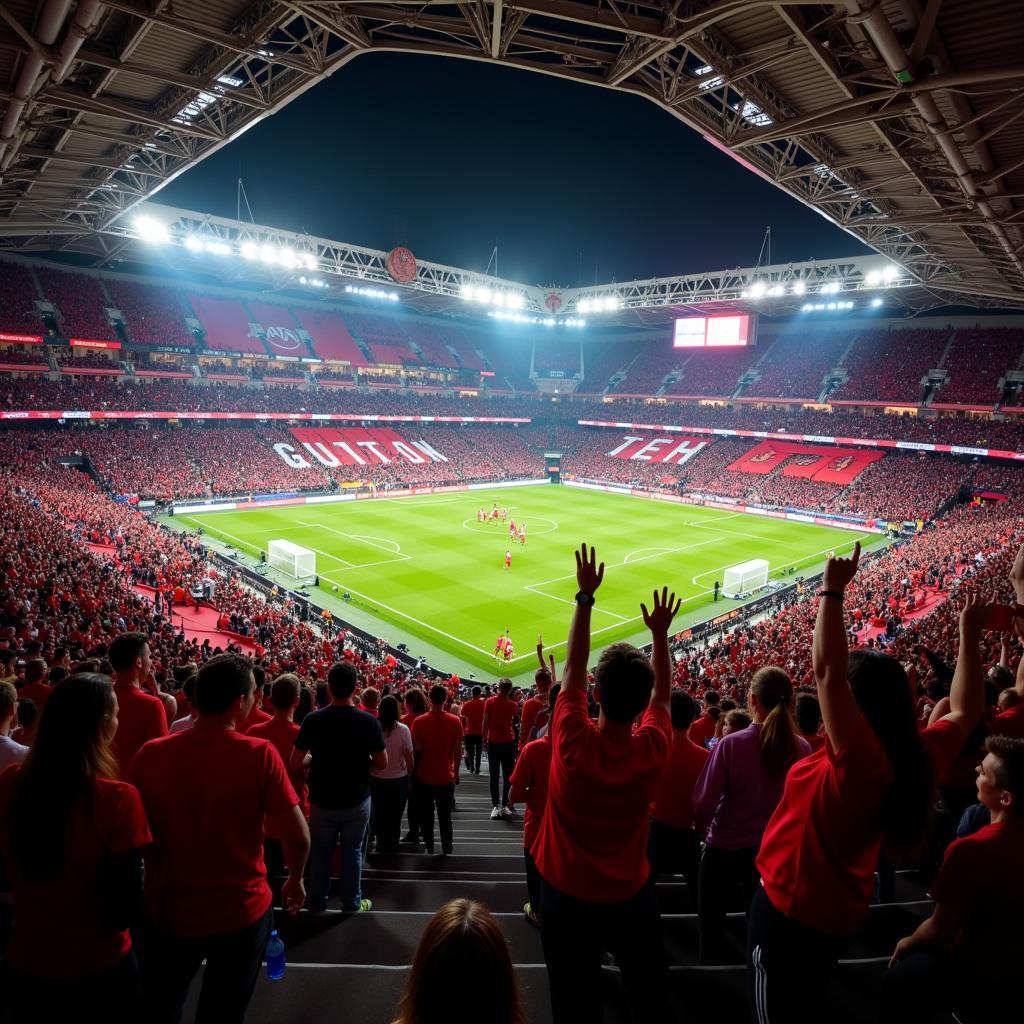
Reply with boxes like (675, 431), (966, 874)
(673, 314), (756, 348)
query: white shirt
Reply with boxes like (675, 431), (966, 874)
(0, 734), (28, 772)
(169, 715), (196, 734)
(371, 721), (413, 780)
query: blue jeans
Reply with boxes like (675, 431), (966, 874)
(308, 798), (371, 911)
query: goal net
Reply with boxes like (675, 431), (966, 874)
(721, 558), (769, 599)
(267, 539), (316, 580)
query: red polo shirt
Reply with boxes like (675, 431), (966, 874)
(412, 710), (464, 786)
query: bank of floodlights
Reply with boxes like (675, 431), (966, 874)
(345, 285), (399, 302)
(577, 295), (622, 314)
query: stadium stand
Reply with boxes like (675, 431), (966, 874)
(293, 307), (368, 363)
(35, 265), (119, 342)
(0, 261), (41, 335)
(576, 339), (635, 394)
(106, 279), (196, 349)
(666, 347), (758, 397)
(934, 327), (1024, 407)
(533, 338), (580, 376)
(744, 329), (854, 399)
(832, 328), (950, 403)
(403, 321), (460, 368)
(187, 293), (265, 354)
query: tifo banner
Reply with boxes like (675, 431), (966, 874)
(727, 440), (884, 484)
(605, 434), (708, 465)
(277, 427), (449, 469)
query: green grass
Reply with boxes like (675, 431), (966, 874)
(170, 486), (881, 681)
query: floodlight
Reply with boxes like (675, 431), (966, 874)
(493, 292), (506, 307)
(882, 264), (899, 282)
(827, 302), (836, 310)
(279, 248), (296, 268)
(871, 297), (883, 307)
(184, 235), (203, 252)
(461, 283), (473, 300)
(864, 271), (881, 287)
(578, 299), (591, 313)
(135, 216), (169, 244)
(792, 281), (806, 296)
(303, 254), (317, 270)
(769, 285), (784, 297)
(259, 244), (276, 263)
(240, 240), (258, 259)
(478, 288), (492, 304)
(208, 240), (231, 256)
(508, 294), (523, 309)
(801, 303), (811, 312)
(749, 281), (767, 299)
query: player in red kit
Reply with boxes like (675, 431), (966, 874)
(505, 550), (512, 570)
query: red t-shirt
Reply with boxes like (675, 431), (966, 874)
(533, 689), (671, 902)
(129, 727), (297, 937)
(16, 682), (51, 712)
(930, 817), (1024, 982)
(689, 712), (716, 749)
(484, 695), (518, 743)
(510, 736), (552, 853)
(412, 710), (464, 786)
(112, 683), (168, 773)
(248, 716), (309, 818)
(802, 732), (826, 754)
(519, 694), (547, 750)
(0, 770), (151, 977)
(461, 697), (485, 736)
(237, 704), (272, 735)
(757, 716), (962, 935)
(651, 731), (710, 829)
(992, 706), (1024, 740)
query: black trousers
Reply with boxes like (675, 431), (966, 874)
(11, 951), (139, 1024)
(140, 908), (272, 1024)
(524, 847), (541, 914)
(487, 741), (515, 807)
(370, 776), (409, 854)
(698, 842), (759, 964)
(464, 734), (483, 772)
(539, 877), (670, 1024)
(746, 886), (849, 1024)
(419, 782), (455, 853)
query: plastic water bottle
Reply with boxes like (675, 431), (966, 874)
(266, 929), (286, 980)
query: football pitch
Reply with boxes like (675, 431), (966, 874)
(172, 486), (881, 681)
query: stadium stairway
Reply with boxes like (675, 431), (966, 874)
(181, 765), (952, 1024)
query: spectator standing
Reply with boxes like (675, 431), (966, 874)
(689, 689), (720, 748)
(0, 681), (28, 771)
(748, 543), (988, 1022)
(648, 690), (708, 901)
(461, 685), (485, 774)
(883, 735), (1024, 1023)
(391, 899), (524, 1024)
(693, 667), (808, 963)
(794, 692), (825, 753)
(371, 695), (414, 854)
(400, 688), (428, 844)
(483, 678), (519, 819)
(533, 545), (677, 1023)
(519, 664), (552, 750)
(509, 684), (560, 926)
(236, 664), (271, 734)
(108, 632), (167, 770)
(411, 684), (464, 855)
(291, 661), (386, 913)
(130, 653), (309, 1023)
(0, 674), (150, 1023)
(15, 658), (51, 713)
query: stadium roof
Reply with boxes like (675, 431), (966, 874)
(1, 1), (1022, 312)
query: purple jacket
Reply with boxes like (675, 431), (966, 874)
(693, 723), (810, 850)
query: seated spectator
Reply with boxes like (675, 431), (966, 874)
(509, 683), (560, 926)
(291, 660), (385, 913)
(130, 653), (309, 1023)
(883, 736), (1024, 1022)
(748, 544), (990, 1022)
(0, 674), (151, 1023)
(391, 898), (523, 1024)
(533, 546), (678, 1023)
(371, 695), (414, 854)
(647, 690), (708, 902)
(0, 680), (28, 770)
(694, 667), (809, 964)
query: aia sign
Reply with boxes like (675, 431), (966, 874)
(387, 247), (418, 285)
(544, 292), (563, 313)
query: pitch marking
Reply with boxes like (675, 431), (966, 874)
(624, 547), (673, 563)
(460, 516), (558, 536)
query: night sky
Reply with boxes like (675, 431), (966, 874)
(157, 53), (870, 288)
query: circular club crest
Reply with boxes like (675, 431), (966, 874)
(544, 292), (563, 313)
(387, 247), (418, 285)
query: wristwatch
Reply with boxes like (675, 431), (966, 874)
(575, 591), (595, 607)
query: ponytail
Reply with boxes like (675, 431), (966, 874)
(849, 650), (935, 859)
(751, 666), (802, 779)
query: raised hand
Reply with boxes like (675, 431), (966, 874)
(958, 590), (989, 639)
(575, 543), (604, 595)
(641, 586), (682, 634)
(822, 540), (861, 593)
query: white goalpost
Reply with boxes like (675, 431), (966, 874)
(721, 558), (769, 599)
(267, 539), (317, 580)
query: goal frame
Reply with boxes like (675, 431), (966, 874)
(267, 539), (316, 580)
(721, 558), (769, 599)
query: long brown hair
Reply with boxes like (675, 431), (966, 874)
(393, 899), (524, 1024)
(7, 673), (118, 880)
(750, 666), (802, 779)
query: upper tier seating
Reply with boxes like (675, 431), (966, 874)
(187, 293), (264, 354)
(36, 266), (119, 342)
(0, 261), (41, 335)
(935, 327), (1024, 407)
(833, 328), (949, 403)
(744, 330), (854, 399)
(666, 348), (758, 397)
(293, 308), (368, 363)
(106, 279), (196, 348)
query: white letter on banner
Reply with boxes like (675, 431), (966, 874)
(357, 440), (390, 464)
(607, 436), (644, 457)
(631, 438), (672, 461)
(661, 439), (706, 465)
(274, 443), (310, 469)
(301, 442), (341, 467)
(411, 439), (448, 463)
(332, 441), (366, 465)
(391, 441), (426, 464)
